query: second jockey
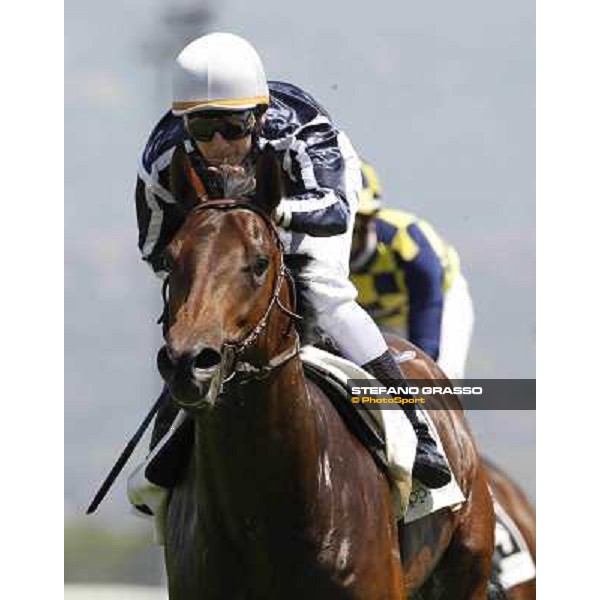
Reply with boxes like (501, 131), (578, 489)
(135, 32), (450, 488)
(350, 161), (475, 380)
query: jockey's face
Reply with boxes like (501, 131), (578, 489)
(186, 110), (256, 167)
(195, 132), (252, 167)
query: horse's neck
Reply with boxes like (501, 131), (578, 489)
(194, 354), (323, 500)
(227, 355), (315, 439)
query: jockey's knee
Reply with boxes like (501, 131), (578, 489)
(314, 298), (388, 365)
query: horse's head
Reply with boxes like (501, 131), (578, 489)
(157, 147), (296, 408)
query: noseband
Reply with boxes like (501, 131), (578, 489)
(162, 199), (302, 394)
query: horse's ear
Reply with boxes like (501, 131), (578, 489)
(170, 145), (204, 207)
(254, 145), (283, 216)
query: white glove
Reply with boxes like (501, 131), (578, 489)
(273, 204), (292, 228)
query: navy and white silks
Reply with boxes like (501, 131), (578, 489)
(135, 80), (389, 365)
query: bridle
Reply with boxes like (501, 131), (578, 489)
(87, 199), (304, 511)
(161, 199), (303, 399)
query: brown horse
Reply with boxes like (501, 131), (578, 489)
(485, 461), (536, 600)
(156, 147), (498, 599)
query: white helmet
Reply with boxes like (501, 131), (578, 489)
(172, 32), (269, 115)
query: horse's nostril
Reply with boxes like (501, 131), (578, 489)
(157, 346), (175, 380)
(193, 348), (222, 370)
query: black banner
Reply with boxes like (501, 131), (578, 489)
(346, 379), (536, 410)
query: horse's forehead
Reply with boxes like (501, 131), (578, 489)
(179, 209), (268, 249)
(230, 210), (269, 238)
(170, 209), (269, 255)
(239, 211), (267, 243)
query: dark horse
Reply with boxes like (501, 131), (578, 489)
(156, 147), (497, 599)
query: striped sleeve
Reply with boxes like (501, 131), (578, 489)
(267, 116), (350, 237)
(134, 111), (189, 277)
(135, 175), (184, 278)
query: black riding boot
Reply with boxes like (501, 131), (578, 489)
(362, 350), (451, 489)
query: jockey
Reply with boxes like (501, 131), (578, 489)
(135, 32), (450, 488)
(351, 160), (474, 380)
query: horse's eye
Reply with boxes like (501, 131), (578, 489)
(253, 256), (269, 278)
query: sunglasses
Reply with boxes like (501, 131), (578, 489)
(185, 111), (256, 142)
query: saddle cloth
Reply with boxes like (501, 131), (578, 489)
(127, 346), (465, 543)
(299, 346), (464, 520)
(402, 401), (465, 524)
(492, 497), (536, 589)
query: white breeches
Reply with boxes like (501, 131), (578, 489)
(436, 273), (474, 380)
(279, 132), (388, 366)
